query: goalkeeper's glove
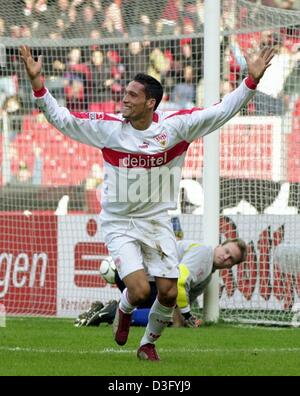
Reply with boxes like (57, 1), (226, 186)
(182, 312), (202, 328)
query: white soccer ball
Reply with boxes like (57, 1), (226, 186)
(100, 257), (116, 284)
(291, 303), (300, 328)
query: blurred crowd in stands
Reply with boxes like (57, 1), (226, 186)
(0, 1), (300, 41)
(0, 0), (300, 194)
(0, 1), (299, 111)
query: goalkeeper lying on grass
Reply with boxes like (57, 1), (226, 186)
(75, 219), (247, 328)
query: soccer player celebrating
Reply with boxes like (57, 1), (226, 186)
(20, 45), (273, 361)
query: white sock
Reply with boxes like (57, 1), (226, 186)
(140, 298), (174, 346)
(119, 288), (136, 314)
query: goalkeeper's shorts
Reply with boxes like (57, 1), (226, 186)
(100, 215), (179, 280)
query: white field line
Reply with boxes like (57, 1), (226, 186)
(1, 346), (300, 355)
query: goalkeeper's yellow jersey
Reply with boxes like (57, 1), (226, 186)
(176, 240), (214, 313)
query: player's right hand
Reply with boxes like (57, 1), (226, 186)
(184, 315), (202, 328)
(20, 45), (43, 81)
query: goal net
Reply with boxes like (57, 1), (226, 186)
(0, 0), (300, 326)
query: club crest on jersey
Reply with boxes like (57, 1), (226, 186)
(89, 112), (97, 120)
(89, 112), (104, 120)
(154, 132), (168, 147)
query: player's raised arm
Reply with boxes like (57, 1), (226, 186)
(178, 47), (275, 142)
(19, 45), (118, 149)
(20, 45), (44, 91)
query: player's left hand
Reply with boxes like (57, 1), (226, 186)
(245, 47), (275, 84)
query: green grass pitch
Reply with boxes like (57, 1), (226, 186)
(1, 318), (300, 376)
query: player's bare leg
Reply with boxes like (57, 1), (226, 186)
(113, 269), (150, 346)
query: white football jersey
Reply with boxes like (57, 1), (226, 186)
(34, 78), (256, 218)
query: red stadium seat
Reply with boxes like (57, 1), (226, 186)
(14, 115), (104, 186)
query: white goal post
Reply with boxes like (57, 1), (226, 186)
(202, 0), (221, 323)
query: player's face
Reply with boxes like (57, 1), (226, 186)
(213, 242), (242, 269)
(122, 81), (154, 120)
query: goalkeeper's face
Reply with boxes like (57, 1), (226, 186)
(122, 81), (155, 121)
(213, 242), (243, 270)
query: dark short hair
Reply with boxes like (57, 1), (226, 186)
(222, 238), (247, 264)
(133, 73), (163, 111)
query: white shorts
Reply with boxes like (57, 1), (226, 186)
(100, 215), (179, 280)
